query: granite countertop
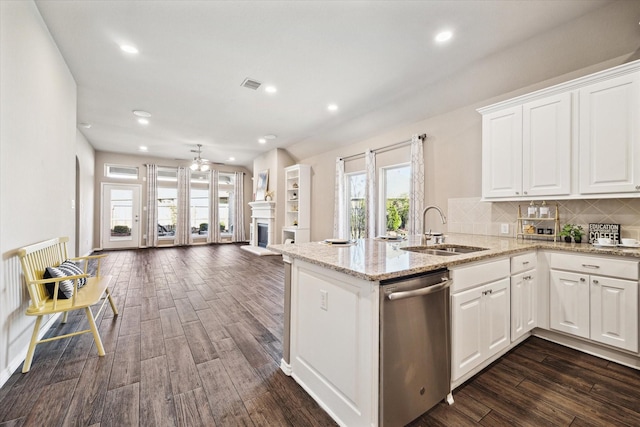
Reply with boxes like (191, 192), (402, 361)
(268, 233), (640, 282)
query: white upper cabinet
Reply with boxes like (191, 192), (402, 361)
(479, 60), (640, 200)
(578, 71), (640, 194)
(482, 107), (522, 198)
(522, 93), (572, 197)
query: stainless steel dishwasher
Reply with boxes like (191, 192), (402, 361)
(379, 269), (451, 427)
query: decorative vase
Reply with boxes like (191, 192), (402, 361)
(564, 236), (572, 243)
(574, 237), (582, 244)
(265, 195), (272, 201)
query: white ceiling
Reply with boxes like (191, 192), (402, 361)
(35, 0), (611, 168)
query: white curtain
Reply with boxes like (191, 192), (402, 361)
(207, 169), (220, 243)
(232, 171), (246, 242)
(175, 166), (191, 246)
(333, 158), (346, 238)
(408, 134), (425, 236)
(365, 149), (376, 238)
(146, 164), (159, 247)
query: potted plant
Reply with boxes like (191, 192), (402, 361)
(571, 225), (585, 244)
(560, 224), (574, 243)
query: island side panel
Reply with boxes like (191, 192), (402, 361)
(290, 259), (379, 427)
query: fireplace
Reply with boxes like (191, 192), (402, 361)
(241, 201), (279, 256)
(257, 223), (269, 248)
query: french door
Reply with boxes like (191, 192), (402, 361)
(102, 183), (141, 249)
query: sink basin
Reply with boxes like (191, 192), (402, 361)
(401, 244), (489, 256)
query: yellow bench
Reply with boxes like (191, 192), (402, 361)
(17, 237), (118, 373)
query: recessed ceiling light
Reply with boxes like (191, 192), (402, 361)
(264, 134), (277, 140)
(327, 104), (338, 111)
(132, 110), (151, 118)
(78, 122), (92, 129)
(139, 146), (148, 152)
(258, 138), (266, 144)
(120, 44), (139, 54)
(227, 157), (235, 162)
(138, 118), (149, 125)
(265, 86), (277, 93)
(435, 30), (453, 43)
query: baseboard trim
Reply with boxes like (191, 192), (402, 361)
(280, 358), (292, 376)
(0, 313), (61, 388)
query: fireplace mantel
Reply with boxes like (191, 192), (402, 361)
(241, 201), (279, 256)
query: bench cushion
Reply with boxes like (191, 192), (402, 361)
(44, 260), (87, 299)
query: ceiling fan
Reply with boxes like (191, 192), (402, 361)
(190, 144), (213, 171)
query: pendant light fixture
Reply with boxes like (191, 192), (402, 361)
(190, 144), (210, 172)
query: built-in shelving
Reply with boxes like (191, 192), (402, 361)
(282, 164), (310, 244)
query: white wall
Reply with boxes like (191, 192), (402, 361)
(76, 130), (96, 256)
(0, 0), (78, 383)
(298, 1), (640, 241)
(252, 148), (295, 244)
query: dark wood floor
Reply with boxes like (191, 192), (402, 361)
(1, 244), (639, 427)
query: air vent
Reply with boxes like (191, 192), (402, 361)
(241, 78), (262, 90)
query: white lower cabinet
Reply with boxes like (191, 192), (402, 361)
(511, 270), (537, 341)
(451, 271), (510, 381)
(549, 253), (639, 353)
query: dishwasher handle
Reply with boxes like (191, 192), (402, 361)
(387, 279), (451, 301)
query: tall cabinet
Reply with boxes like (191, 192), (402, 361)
(282, 164), (311, 244)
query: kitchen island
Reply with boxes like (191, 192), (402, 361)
(268, 234), (640, 427)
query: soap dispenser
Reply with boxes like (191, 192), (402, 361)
(527, 201), (538, 219)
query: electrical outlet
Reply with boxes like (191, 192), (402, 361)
(320, 290), (328, 311)
(501, 223), (510, 234)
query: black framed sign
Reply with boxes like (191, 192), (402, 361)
(588, 223), (621, 244)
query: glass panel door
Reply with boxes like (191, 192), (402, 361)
(102, 184), (141, 249)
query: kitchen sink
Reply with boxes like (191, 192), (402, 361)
(401, 244), (489, 256)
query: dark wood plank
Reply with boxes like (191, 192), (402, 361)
(197, 358), (254, 427)
(140, 318), (165, 360)
(141, 296), (160, 321)
(244, 390), (290, 426)
(157, 289), (175, 309)
(118, 306), (141, 337)
(173, 388), (216, 427)
(22, 378), (77, 426)
(213, 337), (268, 402)
(101, 383), (139, 427)
(62, 353), (115, 426)
(140, 355), (176, 427)
(159, 307), (185, 339)
(225, 322), (273, 369)
(164, 335), (201, 395)
(173, 298), (199, 324)
(182, 321), (218, 364)
(108, 334), (140, 390)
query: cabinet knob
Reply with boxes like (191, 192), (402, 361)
(636, 185), (640, 190)
(524, 191), (528, 195)
(515, 192), (520, 195)
(593, 279), (599, 285)
(580, 278), (586, 282)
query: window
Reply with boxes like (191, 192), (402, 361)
(105, 164), (138, 180)
(380, 164), (410, 236)
(157, 167), (177, 238)
(346, 172), (366, 240)
(190, 171), (210, 237)
(109, 189), (133, 238)
(219, 173), (235, 234)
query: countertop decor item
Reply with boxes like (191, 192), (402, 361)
(588, 223), (621, 244)
(560, 224), (574, 243)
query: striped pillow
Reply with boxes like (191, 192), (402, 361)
(44, 260), (87, 299)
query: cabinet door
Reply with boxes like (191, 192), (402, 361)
(549, 270), (590, 338)
(579, 71), (640, 194)
(482, 106), (523, 198)
(484, 278), (511, 358)
(511, 270), (537, 341)
(590, 276), (638, 352)
(451, 287), (483, 381)
(522, 93), (571, 196)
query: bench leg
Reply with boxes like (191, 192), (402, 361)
(22, 316), (42, 373)
(106, 287), (118, 316)
(61, 312), (69, 323)
(85, 307), (105, 356)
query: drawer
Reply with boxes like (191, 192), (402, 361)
(550, 252), (639, 280)
(450, 257), (510, 293)
(511, 252), (537, 275)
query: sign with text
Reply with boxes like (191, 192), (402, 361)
(588, 223), (620, 244)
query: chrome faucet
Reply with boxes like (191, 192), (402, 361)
(422, 205), (447, 244)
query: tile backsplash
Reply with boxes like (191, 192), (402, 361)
(447, 197), (640, 240)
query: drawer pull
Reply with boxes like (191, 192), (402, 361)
(582, 264), (600, 269)
(522, 261), (530, 265)
(524, 275), (532, 280)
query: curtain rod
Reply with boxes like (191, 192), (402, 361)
(339, 133), (426, 161)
